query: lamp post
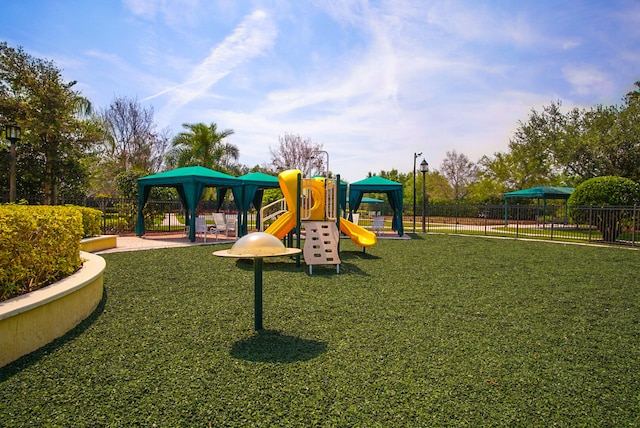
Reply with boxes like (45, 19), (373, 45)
(420, 158), (428, 233)
(413, 152), (422, 233)
(5, 124), (22, 203)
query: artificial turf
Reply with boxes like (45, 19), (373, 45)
(1, 234), (639, 426)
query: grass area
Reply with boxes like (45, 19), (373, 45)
(1, 235), (639, 426)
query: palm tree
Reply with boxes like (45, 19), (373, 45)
(168, 122), (239, 173)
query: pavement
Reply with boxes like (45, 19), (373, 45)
(95, 232), (236, 254)
(95, 229), (410, 254)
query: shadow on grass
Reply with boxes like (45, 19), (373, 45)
(406, 233), (424, 240)
(230, 329), (327, 363)
(0, 289), (108, 382)
(232, 258), (304, 272)
(339, 250), (381, 260)
(229, 254), (376, 276)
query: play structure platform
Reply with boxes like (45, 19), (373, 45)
(262, 169), (377, 273)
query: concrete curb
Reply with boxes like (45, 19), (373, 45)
(0, 251), (105, 368)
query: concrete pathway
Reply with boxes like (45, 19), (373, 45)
(95, 233), (236, 254)
(95, 228), (411, 254)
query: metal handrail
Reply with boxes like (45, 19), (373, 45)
(259, 198), (287, 231)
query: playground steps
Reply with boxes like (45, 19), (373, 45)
(303, 222), (340, 274)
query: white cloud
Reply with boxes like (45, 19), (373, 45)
(122, 0), (201, 28)
(562, 65), (614, 96)
(146, 9), (277, 112)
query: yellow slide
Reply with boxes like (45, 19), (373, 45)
(264, 211), (297, 240)
(340, 218), (377, 248)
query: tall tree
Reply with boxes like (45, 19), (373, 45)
(440, 150), (479, 200)
(610, 82), (640, 181)
(91, 96), (169, 196)
(0, 42), (99, 203)
(100, 96), (168, 173)
(0, 43), (32, 201)
(167, 122), (238, 173)
(480, 85), (640, 195)
(268, 133), (325, 177)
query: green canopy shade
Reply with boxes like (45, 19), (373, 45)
(503, 186), (574, 226)
(347, 196), (385, 204)
(349, 176), (404, 236)
(237, 172), (280, 234)
(136, 166), (241, 242)
(504, 186), (574, 200)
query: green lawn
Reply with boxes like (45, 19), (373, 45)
(1, 235), (639, 426)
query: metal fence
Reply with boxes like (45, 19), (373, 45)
(407, 203), (640, 247)
(3, 196), (639, 247)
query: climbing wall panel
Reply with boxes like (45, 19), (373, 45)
(303, 222), (340, 274)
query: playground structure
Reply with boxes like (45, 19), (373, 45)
(261, 170), (377, 273)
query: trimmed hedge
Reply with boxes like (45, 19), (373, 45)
(0, 205), (83, 302)
(69, 205), (103, 237)
(568, 176), (640, 242)
(568, 176), (640, 207)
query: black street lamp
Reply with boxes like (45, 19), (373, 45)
(420, 158), (429, 233)
(413, 152), (422, 233)
(5, 124), (22, 203)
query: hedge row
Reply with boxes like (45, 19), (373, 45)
(0, 205), (101, 302)
(70, 205), (104, 238)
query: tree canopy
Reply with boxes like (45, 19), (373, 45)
(167, 122), (239, 174)
(0, 42), (100, 203)
(476, 82), (640, 201)
(268, 133), (325, 177)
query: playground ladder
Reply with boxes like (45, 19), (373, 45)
(303, 221), (340, 274)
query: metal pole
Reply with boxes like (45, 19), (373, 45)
(413, 152), (421, 233)
(254, 258), (263, 331)
(421, 170), (426, 233)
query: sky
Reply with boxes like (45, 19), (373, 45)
(2, 0), (640, 183)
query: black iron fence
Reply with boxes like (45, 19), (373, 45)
(404, 203), (640, 247)
(3, 196), (639, 247)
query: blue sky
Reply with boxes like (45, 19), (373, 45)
(3, 0), (639, 182)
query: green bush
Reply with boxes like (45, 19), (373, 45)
(568, 176), (640, 242)
(68, 205), (103, 237)
(0, 205), (83, 302)
(568, 176), (640, 206)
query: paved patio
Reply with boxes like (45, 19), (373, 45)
(96, 228), (411, 254)
(95, 233), (236, 254)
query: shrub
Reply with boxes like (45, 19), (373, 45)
(568, 176), (640, 242)
(68, 205), (103, 237)
(568, 176), (640, 206)
(0, 205), (83, 302)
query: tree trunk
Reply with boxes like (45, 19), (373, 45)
(43, 139), (57, 205)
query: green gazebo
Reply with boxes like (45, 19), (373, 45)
(349, 176), (404, 236)
(136, 166), (242, 242)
